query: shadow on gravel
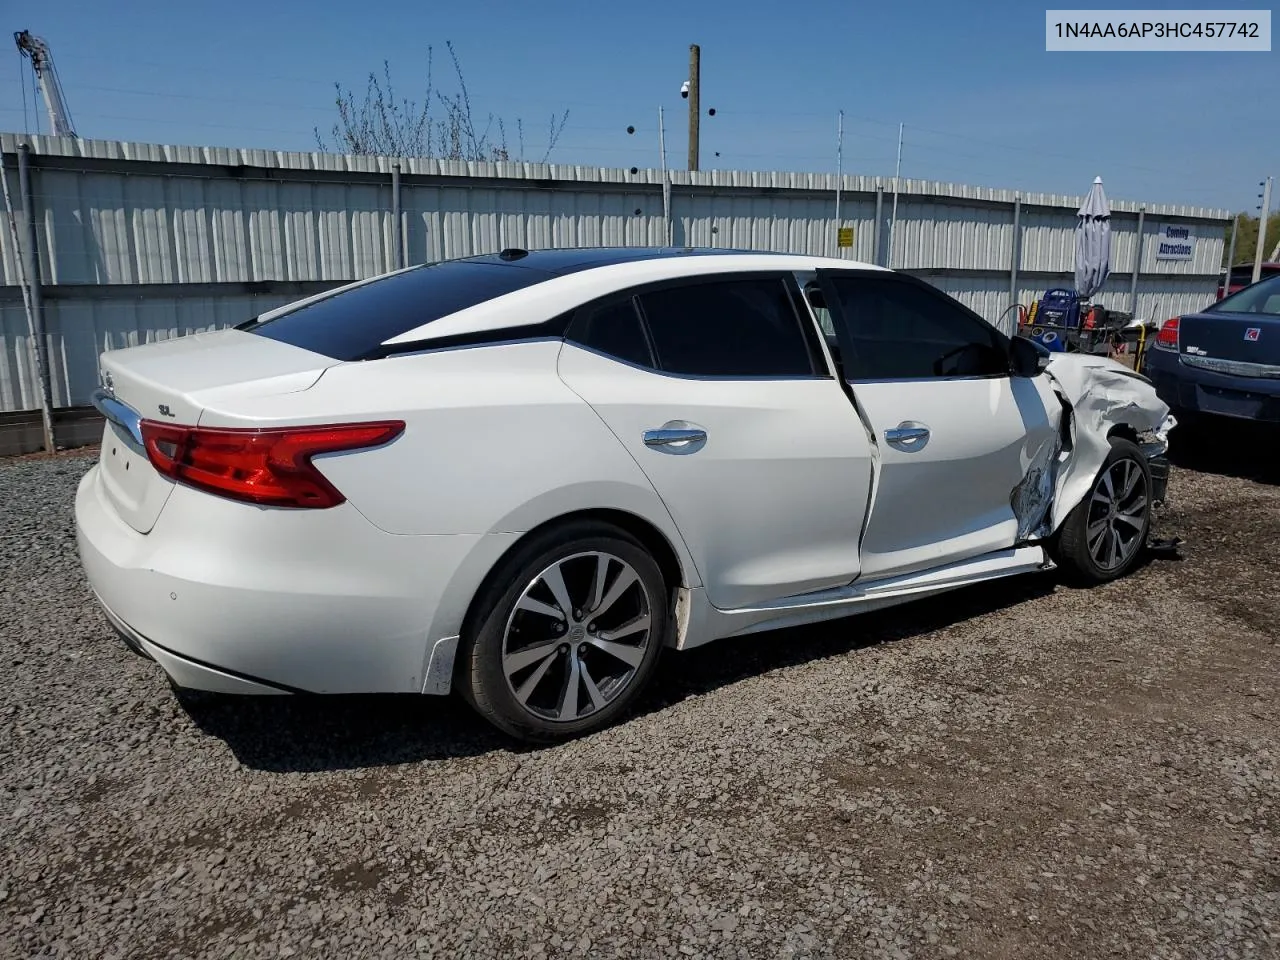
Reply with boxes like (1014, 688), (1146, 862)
(181, 575), (1059, 770)
(1168, 417), (1279, 485)
(180, 691), (508, 773)
(184, 553), (1199, 769)
(638, 572), (1058, 714)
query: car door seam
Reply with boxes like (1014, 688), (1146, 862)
(552, 341), (707, 588)
(789, 271), (881, 574)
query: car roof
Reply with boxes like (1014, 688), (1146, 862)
(456, 246), (882, 276)
(380, 247), (884, 347)
(459, 246), (762, 274)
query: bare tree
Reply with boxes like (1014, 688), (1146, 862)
(316, 42), (569, 163)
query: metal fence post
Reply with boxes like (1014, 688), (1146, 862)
(658, 105), (673, 246)
(873, 184), (884, 266)
(391, 163), (403, 270)
(1224, 214), (1238, 276)
(662, 175), (673, 247)
(16, 144), (56, 452)
(832, 111), (843, 257)
(1252, 176), (1272, 285)
(1008, 195), (1022, 333)
(1129, 206), (1146, 316)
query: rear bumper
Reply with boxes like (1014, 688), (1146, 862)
(75, 464), (508, 694)
(95, 590), (290, 694)
(1144, 349), (1280, 422)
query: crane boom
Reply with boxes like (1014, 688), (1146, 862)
(14, 30), (77, 138)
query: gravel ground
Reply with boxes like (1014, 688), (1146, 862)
(2, 425), (1277, 960)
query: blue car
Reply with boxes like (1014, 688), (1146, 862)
(1142, 273), (1280, 423)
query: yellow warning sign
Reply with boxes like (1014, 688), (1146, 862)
(836, 227), (855, 248)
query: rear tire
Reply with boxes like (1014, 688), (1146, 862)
(1053, 437), (1152, 585)
(458, 520), (670, 743)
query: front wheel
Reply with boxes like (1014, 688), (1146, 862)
(1052, 437), (1152, 585)
(458, 521), (669, 743)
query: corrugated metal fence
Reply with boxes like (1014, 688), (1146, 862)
(1, 133), (1230, 420)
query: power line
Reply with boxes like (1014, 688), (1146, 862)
(0, 84), (1234, 205)
(900, 121), (1218, 181)
(0, 79), (627, 119)
(6, 53), (631, 111)
(0, 107), (632, 141)
(0, 102), (1230, 200)
(0, 62), (1228, 185)
(1, 45), (1255, 195)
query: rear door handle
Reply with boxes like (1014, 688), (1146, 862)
(643, 424), (707, 450)
(884, 422), (930, 450)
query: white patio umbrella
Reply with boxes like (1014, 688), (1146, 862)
(1074, 176), (1112, 300)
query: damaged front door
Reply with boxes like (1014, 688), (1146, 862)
(816, 270), (1061, 582)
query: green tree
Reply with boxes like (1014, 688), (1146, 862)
(1224, 212), (1280, 267)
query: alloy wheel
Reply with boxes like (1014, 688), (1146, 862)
(1086, 457), (1148, 571)
(501, 551), (653, 723)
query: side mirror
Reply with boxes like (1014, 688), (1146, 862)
(1009, 334), (1051, 378)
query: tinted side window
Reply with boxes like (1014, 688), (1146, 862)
(637, 278), (814, 377)
(825, 277), (1007, 380)
(568, 299), (654, 367)
(242, 261), (553, 361)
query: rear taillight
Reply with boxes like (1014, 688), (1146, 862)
(1154, 317), (1180, 351)
(139, 420), (404, 508)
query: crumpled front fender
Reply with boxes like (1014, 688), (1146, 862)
(1010, 351), (1175, 541)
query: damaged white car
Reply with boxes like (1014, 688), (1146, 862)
(76, 248), (1174, 743)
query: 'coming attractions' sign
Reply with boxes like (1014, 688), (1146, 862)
(1154, 223), (1196, 261)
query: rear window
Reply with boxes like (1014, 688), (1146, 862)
(241, 260), (554, 360)
(1209, 273), (1280, 315)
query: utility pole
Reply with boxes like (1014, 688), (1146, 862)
(687, 44), (700, 172)
(1254, 176), (1273, 284)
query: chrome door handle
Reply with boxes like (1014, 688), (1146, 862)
(884, 423), (930, 449)
(643, 426), (707, 448)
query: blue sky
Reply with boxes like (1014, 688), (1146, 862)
(6, 0), (1276, 211)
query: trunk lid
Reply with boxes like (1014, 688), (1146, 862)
(1177, 310), (1280, 371)
(94, 329), (339, 533)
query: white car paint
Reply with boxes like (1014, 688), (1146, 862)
(75, 249), (1170, 704)
(1039, 352), (1173, 532)
(77, 464), (509, 693)
(557, 343), (873, 609)
(851, 374), (1060, 580)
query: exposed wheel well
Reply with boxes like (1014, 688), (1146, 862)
(458, 509), (688, 647)
(563, 509), (687, 595)
(1107, 423), (1140, 444)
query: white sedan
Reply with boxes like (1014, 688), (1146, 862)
(75, 248), (1174, 742)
